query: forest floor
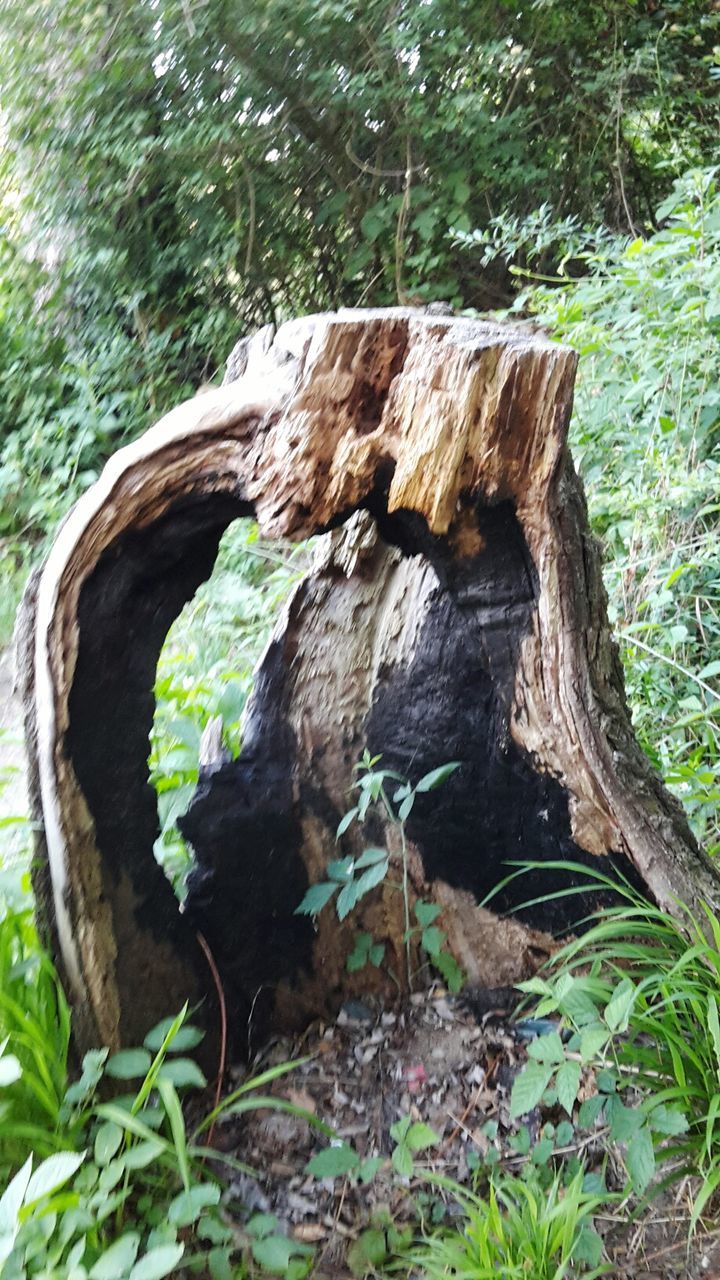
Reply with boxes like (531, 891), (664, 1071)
(216, 993), (720, 1279)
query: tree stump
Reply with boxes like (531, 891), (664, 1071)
(19, 308), (720, 1055)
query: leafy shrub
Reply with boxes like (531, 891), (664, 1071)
(511, 863), (720, 1226)
(501, 168), (720, 853)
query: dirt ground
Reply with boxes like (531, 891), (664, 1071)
(214, 992), (720, 1279)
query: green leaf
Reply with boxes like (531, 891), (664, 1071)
(531, 1137), (554, 1165)
(527, 1032), (566, 1065)
(357, 1156), (384, 1184)
(647, 1104), (688, 1136)
(94, 1121), (123, 1168)
(391, 1143), (414, 1178)
(336, 878), (360, 920)
(579, 1024), (610, 1062)
(353, 859), (389, 902)
(157, 1058), (207, 1089)
(578, 1095), (605, 1127)
(603, 979), (636, 1032)
(708, 995), (720, 1078)
(573, 1226), (603, 1268)
(626, 1125), (655, 1193)
(415, 762), (460, 792)
(252, 1234), (312, 1273)
(389, 1116), (411, 1144)
(143, 1019), (204, 1053)
(556, 1060), (582, 1115)
(398, 793), (415, 821)
(606, 1097), (644, 1144)
(157, 1077), (190, 1191)
(327, 857), (354, 882)
(295, 881), (338, 916)
(208, 1247), (233, 1280)
(405, 1122), (439, 1153)
(336, 808), (358, 838)
(414, 901), (442, 927)
(420, 926), (445, 957)
(509, 1063), (554, 1118)
(432, 949), (464, 993)
(0, 1155), (32, 1233)
(355, 847), (387, 869)
(90, 1232), (141, 1280)
(306, 1143), (359, 1179)
(23, 1151), (86, 1207)
(122, 1140), (165, 1170)
(129, 1244), (185, 1280)
(105, 1048), (153, 1080)
(168, 1183), (221, 1227)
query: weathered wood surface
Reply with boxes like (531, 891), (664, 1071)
(19, 308), (720, 1054)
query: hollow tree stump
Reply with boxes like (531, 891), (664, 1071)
(19, 308), (720, 1055)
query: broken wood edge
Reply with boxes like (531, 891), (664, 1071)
(21, 308), (718, 1050)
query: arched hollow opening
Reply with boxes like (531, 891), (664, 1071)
(149, 517), (313, 896)
(64, 484), (632, 1055)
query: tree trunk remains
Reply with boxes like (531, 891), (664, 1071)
(18, 308), (720, 1056)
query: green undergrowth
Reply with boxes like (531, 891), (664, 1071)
(149, 520), (312, 889)
(513, 167), (720, 853)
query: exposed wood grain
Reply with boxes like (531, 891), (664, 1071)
(19, 308), (718, 1053)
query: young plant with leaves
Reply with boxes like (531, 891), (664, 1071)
(296, 753), (462, 992)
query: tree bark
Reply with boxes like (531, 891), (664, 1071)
(18, 308), (720, 1055)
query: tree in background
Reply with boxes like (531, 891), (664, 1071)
(0, 0), (718, 545)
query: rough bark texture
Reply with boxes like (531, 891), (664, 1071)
(18, 308), (720, 1055)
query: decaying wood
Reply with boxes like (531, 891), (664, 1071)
(18, 308), (720, 1054)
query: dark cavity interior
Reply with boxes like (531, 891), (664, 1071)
(67, 490), (627, 1049)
